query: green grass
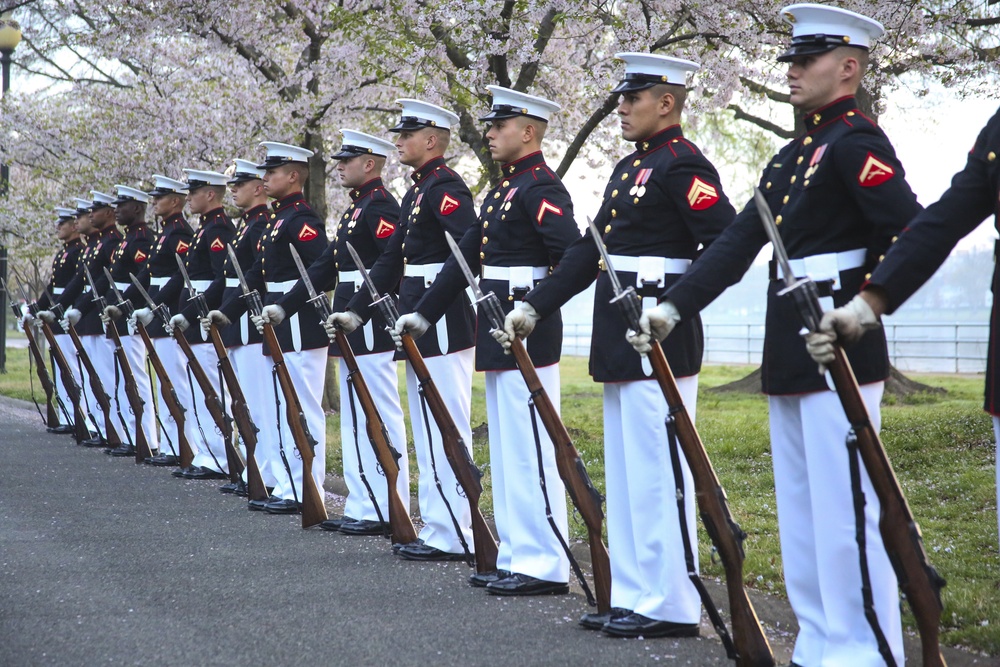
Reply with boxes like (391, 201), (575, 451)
(4, 346), (997, 654)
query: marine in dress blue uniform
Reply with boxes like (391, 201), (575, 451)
(35, 207), (87, 433)
(212, 142), (329, 515)
(639, 7), (920, 664)
(269, 130), (409, 535)
(341, 99), (478, 559)
(413, 86), (579, 591)
(814, 106), (1000, 548)
(126, 175), (194, 466)
(96, 185), (158, 458)
(510, 58), (735, 633)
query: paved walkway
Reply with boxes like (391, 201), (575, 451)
(0, 395), (989, 666)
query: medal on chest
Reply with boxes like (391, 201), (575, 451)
(804, 144), (827, 180)
(630, 168), (652, 201)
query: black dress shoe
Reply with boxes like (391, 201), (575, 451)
(263, 498), (302, 514)
(183, 466), (228, 480)
(219, 481), (246, 495)
(486, 573), (569, 596)
(396, 543), (467, 562)
(106, 444), (136, 457)
(602, 613), (699, 639)
(579, 607), (632, 631)
(391, 538), (423, 554)
(338, 519), (387, 536)
(233, 482), (249, 497)
(47, 424), (76, 434)
(146, 453), (180, 466)
(172, 466), (197, 478)
(81, 437), (107, 448)
(468, 569), (510, 588)
(248, 495), (279, 512)
(320, 515), (357, 532)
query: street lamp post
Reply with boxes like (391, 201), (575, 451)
(0, 11), (21, 374)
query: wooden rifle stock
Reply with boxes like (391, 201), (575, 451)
(135, 322), (195, 469)
(66, 324), (122, 446)
(827, 347), (946, 667)
(22, 318), (60, 428)
(507, 338), (612, 613)
(172, 330), (233, 457)
(399, 334), (498, 573)
(335, 329), (418, 545)
(106, 320), (154, 463)
(36, 320), (90, 442)
(261, 322), (328, 528)
(207, 325), (269, 501)
(647, 344), (774, 666)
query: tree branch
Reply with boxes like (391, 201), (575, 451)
(740, 77), (790, 104)
(555, 92), (618, 178)
(486, 1), (514, 88)
(728, 103), (794, 140)
(512, 7), (559, 91)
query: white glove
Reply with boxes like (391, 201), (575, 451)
(804, 330), (837, 371)
(101, 305), (121, 325)
(627, 301), (681, 355)
(134, 307), (154, 327)
(817, 293), (881, 346)
(392, 312), (430, 346)
(65, 308), (82, 326)
(36, 310), (57, 325)
(254, 304), (285, 333)
(202, 310), (230, 333)
(325, 310), (362, 338)
(169, 314), (190, 334)
(494, 302), (541, 351)
(20, 310), (35, 328)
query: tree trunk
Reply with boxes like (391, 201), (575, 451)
(708, 364), (946, 400)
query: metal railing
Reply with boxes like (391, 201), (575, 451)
(561, 321), (990, 374)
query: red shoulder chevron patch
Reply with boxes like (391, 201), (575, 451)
(536, 199), (563, 225)
(175, 239), (190, 254)
(857, 153), (895, 187)
(686, 177), (719, 210)
(134, 249), (148, 263)
(298, 223), (319, 241)
(375, 218), (396, 238)
(439, 193), (460, 216)
(210, 237), (225, 252)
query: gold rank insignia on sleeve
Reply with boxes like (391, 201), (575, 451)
(686, 176), (720, 210)
(536, 199), (563, 225)
(857, 153), (895, 187)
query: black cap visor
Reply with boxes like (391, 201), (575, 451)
(777, 34), (863, 62)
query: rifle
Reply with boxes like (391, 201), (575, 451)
(88, 265), (153, 463)
(174, 255), (243, 483)
(128, 273), (196, 469)
(347, 242), (498, 571)
(287, 245), (417, 544)
(229, 249), (327, 528)
(442, 232), (610, 609)
(587, 219), (773, 665)
(38, 269), (123, 448)
(756, 188), (946, 667)
(4, 277), (61, 428)
(12, 279), (91, 443)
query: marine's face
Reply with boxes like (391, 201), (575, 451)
(395, 129), (429, 168)
(262, 164), (295, 200)
(336, 155), (367, 189)
(484, 118), (524, 165)
(55, 220), (74, 242)
(229, 180), (259, 209)
(786, 50), (842, 113)
(616, 88), (659, 142)
(186, 186), (211, 215)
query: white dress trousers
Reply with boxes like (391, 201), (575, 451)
(149, 336), (190, 458)
(340, 352), (410, 522)
(603, 375), (700, 623)
(52, 332), (87, 429)
(405, 348), (475, 554)
(186, 342), (231, 473)
(990, 417), (1000, 547)
(113, 332), (158, 451)
(485, 365), (569, 583)
(230, 343), (279, 488)
(81, 334), (114, 439)
(769, 382), (903, 667)
(268, 347), (328, 503)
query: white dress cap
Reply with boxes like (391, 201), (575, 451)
(147, 174), (188, 196)
(228, 159), (266, 184)
(612, 53), (700, 93)
(183, 169), (230, 191)
(90, 190), (118, 209)
(256, 142), (315, 169)
(113, 184), (151, 205)
(55, 207), (77, 220)
(479, 86), (561, 123)
(390, 99), (460, 132)
(778, 4), (884, 61)
(73, 197), (92, 214)
(333, 129), (396, 159)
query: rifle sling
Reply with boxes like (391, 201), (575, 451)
(527, 396), (596, 607)
(185, 361), (225, 473)
(847, 428), (897, 667)
(271, 364), (299, 505)
(417, 383), (474, 566)
(666, 412), (737, 659)
(346, 372), (389, 535)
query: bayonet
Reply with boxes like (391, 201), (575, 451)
(128, 273), (171, 327)
(103, 267), (134, 317)
(585, 217), (642, 330)
(345, 241), (399, 327)
(289, 245), (331, 320)
(175, 254), (209, 319)
(82, 264), (105, 309)
(443, 231), (505, 331)
(226, 244), (263, 317)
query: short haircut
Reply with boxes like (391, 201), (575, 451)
(430, 127), (450, 151)
(206, 185), (226, 200)
(287, 162), (309, 183)
(833, 45), (870, 76)
(648, 83), (687, 113)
